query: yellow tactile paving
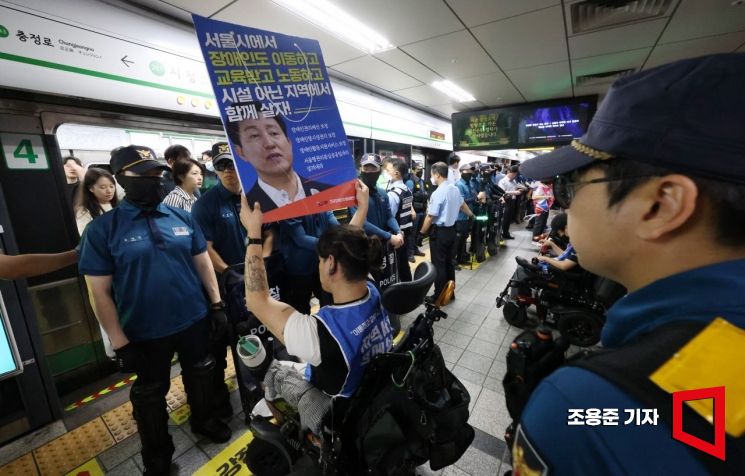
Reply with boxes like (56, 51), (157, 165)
(166, 374), (188, 411)
(225, 346), (236, 379)
(101, 401), (138, 443)
(169, 404), (191, 425)
(33, 418), (114, 476)
(0, 452), (39, 475)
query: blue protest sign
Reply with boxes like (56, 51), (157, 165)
(192, 15), (358, 222)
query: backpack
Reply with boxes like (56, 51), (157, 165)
(338, 321), (475, 474)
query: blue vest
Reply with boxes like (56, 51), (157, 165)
(305, 283), (393, 397)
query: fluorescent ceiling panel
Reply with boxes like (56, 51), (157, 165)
(272, 0), (394, 54)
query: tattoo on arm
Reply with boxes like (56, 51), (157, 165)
(245, 255), (269, 294)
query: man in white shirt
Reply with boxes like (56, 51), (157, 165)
(446, 152), (461, 185)
(498, 165), (524, 240)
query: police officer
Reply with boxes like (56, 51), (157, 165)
(513, 54), (745, 475)
(498, 165), (523, 240)
(384, 157), (414, 280)
(406, 163), (427, 256)
(191, 142), (245, 418)
(354, 153), (403, 287)
(420, 162), (473, 302)
(455, 163), (476, 266)
(279, 211), (338, 314)
(79, 146), (231, 475)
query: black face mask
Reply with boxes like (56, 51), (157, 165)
(117, 175), (167, 211)
(461, 173), (473, 181)
(360, 172), (381, 190)
(415, 171), (422, 177)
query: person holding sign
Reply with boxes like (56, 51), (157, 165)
(240, 180), (393, 412)
(225, 105), (333, 213)
(353, 154), (404, 289)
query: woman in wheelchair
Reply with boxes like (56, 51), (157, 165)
(536, 242), (579, 272)
(238, 180), (394, 429)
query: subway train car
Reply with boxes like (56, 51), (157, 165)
(0, 0), (743, 474)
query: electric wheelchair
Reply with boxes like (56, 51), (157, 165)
(243, 263), (475, 475)
(496, 256), (626, 346)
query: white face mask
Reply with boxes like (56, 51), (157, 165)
(430, 177), (437, 186)
(382, 171), (392, 182)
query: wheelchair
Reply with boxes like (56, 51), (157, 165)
(496, 256), (626, 346)
(243, 263), (474, 475)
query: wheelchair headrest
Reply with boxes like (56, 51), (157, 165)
(381, 262), (436, 315)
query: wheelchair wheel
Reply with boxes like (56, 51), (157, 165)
(503, 301), (529, 328)
(244, 438), (292, 476)
(556, 310), (603, 347)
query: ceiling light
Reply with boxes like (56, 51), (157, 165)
(272, 0), (394, 54)
(431, 80), (476, 102)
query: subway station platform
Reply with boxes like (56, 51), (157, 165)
(0, 225), (540, 476)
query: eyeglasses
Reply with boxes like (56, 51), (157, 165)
(552, 174), (655, 209)
(214, 160), (235, 172)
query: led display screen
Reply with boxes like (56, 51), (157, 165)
(517, 102), (593, 146)
(452, 96), (596, 151)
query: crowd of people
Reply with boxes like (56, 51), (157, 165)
(3, 53), (742, 475)
(52, 140), (540, 473)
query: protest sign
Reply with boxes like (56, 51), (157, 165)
(192, 15), (358, 222)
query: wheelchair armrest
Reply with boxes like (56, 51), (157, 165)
(515, 256), (541, 273)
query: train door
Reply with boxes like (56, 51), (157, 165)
(0, 97), (224, 441)
(40, 108), (225, 404)
(0, 110), (73, 443)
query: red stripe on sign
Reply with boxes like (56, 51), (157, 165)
(261, 180), (357, 223)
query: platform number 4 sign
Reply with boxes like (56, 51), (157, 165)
(1, 133), (49, 170)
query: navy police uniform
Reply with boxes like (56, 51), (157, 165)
(79, 145), (230, 473)
(387, 179), (414, 282)
(517, 54), (745, 475)
(351, 185), (401, 289)
(192, 181), (247, 267)
(191, 178), (245, 417)
(279, 212), (338, 314)
(406, 172), (427, 251)
(517, 261), (745, 475)
(455, 174), (476, 264)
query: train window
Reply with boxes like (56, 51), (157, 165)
(56, 123), (227, 167)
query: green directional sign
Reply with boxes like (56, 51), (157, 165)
(0, 25), (9, 38)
